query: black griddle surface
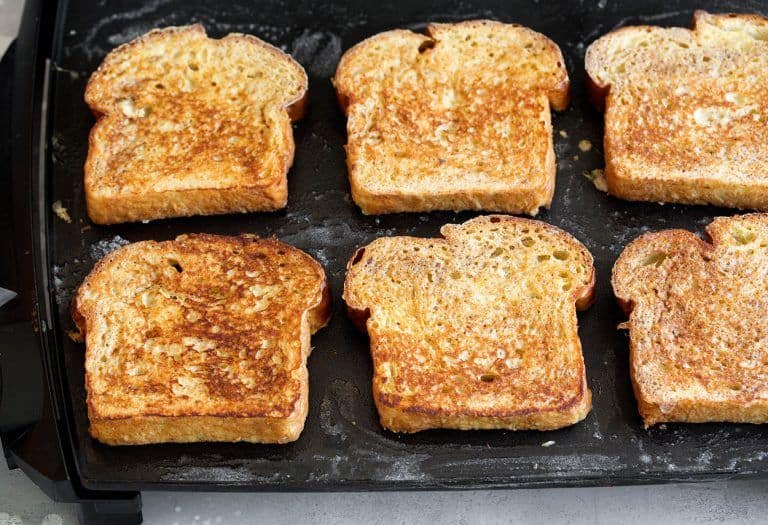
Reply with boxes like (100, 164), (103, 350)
(47, 0), (768, 490)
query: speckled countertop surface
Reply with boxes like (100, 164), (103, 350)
(1, 0), (767, 523)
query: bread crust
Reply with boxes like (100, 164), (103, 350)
(613, 213), (768, 427)
(91, 403), (309, 446)
(84, 25), (308, 224)
(344, 215), (595, 432)
(585, 12), (768, 209)
(73, 234), (330, 445)
(334, 20), (569, 215)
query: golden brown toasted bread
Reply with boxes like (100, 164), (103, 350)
(585, 11), (768, 209)
(333, 20), (569, 215)
(613, 214), (768, 427)
(343, 215), (595, 432)
(84, 25), (307, 224)
(72, 234), (330, 445)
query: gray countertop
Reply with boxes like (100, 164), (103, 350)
(1, 1), (766, 523)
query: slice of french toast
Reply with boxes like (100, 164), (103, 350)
(85, 25), (307, 224)
(343, 215), (594, 432)
(72, 234), (330, 445)
(613, 214), (768, 427)
(333, 20), (569, 215)
(586, 11), (768, 209)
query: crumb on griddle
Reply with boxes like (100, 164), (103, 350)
(583, 169), (608, 192)
(52, 200), (72, 223)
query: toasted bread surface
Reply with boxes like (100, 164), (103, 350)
(585, 11), (768, 209)
(84, 25), (307, 224)
(343, 215), (594, 432)
(333, 20), (569, 215)
(613, 214), (768, 427)
(72, 234), (330, 445)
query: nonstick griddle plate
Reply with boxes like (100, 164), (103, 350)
(47, 0), (768, 490)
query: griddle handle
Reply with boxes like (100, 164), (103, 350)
(0, 322), (46, 435)
(0, 40), (45, 437)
